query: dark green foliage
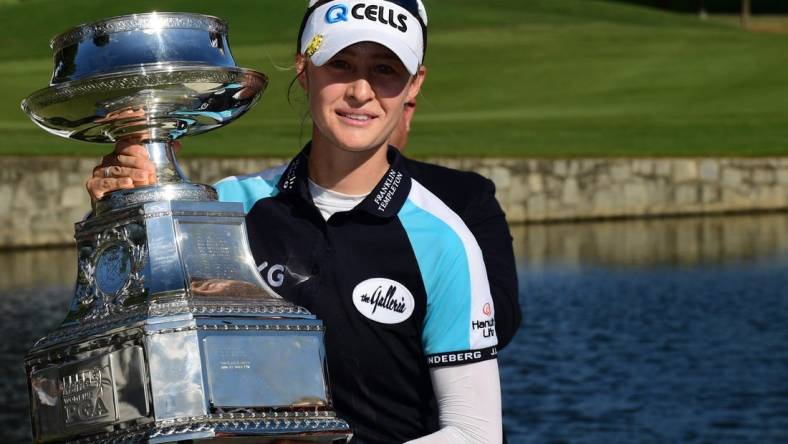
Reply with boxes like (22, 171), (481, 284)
(606, 0), (788, 13)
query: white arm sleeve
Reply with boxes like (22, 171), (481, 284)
(405, 359), (502, 444)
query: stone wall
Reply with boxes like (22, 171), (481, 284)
(431, 157), (788, 222)
(1, 158), (98, 248)
(2, 156), (787, 248)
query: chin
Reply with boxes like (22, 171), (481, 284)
(334, 138), (387, 154)
(328, 128), (389, 154)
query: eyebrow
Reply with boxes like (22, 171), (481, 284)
(340, 46), (398, 60)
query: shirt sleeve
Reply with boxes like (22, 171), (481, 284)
(462, 177), (521, 349)
(404, 359), (503, 444)
(213, 165), (286, 213)
(399, 180), (498, 368)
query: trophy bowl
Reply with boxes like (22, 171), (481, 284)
(23, 12), (266, 142)
(22, 12), (351, 444)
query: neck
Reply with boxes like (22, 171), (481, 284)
(308, 131), (391, 195)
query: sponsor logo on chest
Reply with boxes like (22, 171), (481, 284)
(352, 278), (415, 324)
(373, 169), (403, 213)
(257, 261), (285, 287)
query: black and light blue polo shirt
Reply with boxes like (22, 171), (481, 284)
(214, 145), (513, 443)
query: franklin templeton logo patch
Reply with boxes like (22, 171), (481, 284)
(352, 278), (414, 324)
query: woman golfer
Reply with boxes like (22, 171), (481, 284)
(87, 1), (519, 442)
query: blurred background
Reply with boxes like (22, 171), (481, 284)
(2, 1), (788, 443)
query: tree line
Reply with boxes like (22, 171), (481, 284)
(608, 0), (788, 13)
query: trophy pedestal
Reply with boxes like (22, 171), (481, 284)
(29, 317), (348, 443)
(26, 192), (350, 443)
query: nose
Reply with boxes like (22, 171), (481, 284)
(346, 77), (374, 105)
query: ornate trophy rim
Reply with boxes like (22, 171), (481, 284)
(21, 63), (268, 143)
(50, 12), (228, 52)
(23, 64), (267, 112)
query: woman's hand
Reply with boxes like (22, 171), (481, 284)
(85, 140), (180, 203)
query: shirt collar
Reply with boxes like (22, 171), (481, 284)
(276, 144), (311, 198)
(277, 143), (412, 218)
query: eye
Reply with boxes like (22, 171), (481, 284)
(374, 64), (398, 76)
(327, 59), (351, 70)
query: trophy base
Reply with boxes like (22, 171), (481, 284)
(28, 314), (351, 444)
(67, 417), (351, 443)
(71, 417), (351, 443)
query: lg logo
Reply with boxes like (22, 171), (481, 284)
(257, 261), (285, 288)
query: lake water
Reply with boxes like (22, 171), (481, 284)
(2, 214), (788, 443)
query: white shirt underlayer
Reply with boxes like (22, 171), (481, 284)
(308, 179), (367, 220)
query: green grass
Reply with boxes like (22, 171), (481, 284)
(2, 0), (788, 157)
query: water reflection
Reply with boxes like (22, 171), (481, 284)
(512, 213), (788, 268)
(4, 213), (787, 293)
(0, 248), (75, 290)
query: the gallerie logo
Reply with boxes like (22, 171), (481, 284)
(352, 278), (414, 324)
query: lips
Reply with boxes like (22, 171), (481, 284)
(342, 113), (371, 121)
(336, 109), (378, 124)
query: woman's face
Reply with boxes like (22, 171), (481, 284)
(298, 42), (425, 153)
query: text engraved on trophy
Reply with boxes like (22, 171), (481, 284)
(203, 333), (329, 408)
(62, 368), (110, 424)
(59, 355), (117, 428)
(215, 347), (252, 371)
(178, 221), (248, 282)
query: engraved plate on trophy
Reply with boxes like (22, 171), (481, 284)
(30, 347), (148, 441)
(177, 220), (267, 297)
(21, 12), (351, 443)
(59, 356), (117, 429)
(202, 331), (329, 408)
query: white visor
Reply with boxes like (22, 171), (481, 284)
(300, 0), (425, 75)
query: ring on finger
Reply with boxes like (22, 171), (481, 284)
(103, 166), (112, 178)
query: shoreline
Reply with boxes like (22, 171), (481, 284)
(2, 156), (787, 248)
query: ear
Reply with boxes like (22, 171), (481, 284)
(406, 65), (427, 103)
(295, 54), (308, 91)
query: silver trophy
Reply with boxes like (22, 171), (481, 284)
(21, 12), (351, 443)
